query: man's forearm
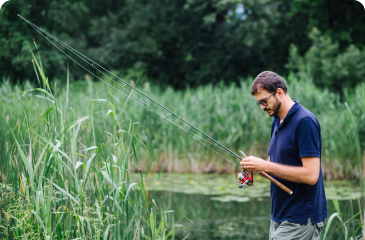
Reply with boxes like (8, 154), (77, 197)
(264, 160), (318, 185)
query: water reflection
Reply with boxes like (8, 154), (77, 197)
(150, 191), (271, 239)
(143, 174), (361, 240)
(150, 191), (360, 240)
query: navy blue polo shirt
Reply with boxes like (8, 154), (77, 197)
(268, 101), (327, 224)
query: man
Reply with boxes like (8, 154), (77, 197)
(240, 71), (327, 240)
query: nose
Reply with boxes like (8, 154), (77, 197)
(260, 104), (266, 110)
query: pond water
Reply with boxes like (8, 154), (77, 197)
(144, 173), (362, 240)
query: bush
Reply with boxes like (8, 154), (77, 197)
(286, 27), (365, 93)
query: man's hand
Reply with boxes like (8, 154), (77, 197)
(240, 156), (268, 172)
(240, 156), (320, 185)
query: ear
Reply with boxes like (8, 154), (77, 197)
(276, 88), (285, 98)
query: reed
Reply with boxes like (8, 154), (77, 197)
(322, 83), (365, 239)
(1, 72), (365, 177)
(0, 47), (174, 239)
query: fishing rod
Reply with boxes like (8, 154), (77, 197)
(18, 15), (293, 195)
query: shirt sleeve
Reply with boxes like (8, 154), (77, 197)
(297, 117), (321, 158)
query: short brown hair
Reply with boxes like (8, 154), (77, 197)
(251, 71), (288, 95)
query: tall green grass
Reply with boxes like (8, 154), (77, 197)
(0, 49), (174, 239)
(1, 71), (364, 178)
(321, 83), (365, 239)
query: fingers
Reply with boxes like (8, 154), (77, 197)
(240, 161), (245, 170)
(240, 156), (252, 170)
(240, 156), (260, 171)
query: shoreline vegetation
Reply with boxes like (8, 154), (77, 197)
(1, 73), (364, 179)
(0, 53), (174, 239)
(0, 49), (364, 238)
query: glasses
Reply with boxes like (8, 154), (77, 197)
(255, 92), (275, 107)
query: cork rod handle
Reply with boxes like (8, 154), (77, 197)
(258, 171), (293, 195)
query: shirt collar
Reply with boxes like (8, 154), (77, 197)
(274, 101), (301, 123)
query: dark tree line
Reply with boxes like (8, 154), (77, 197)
(1, 0), (364, 91)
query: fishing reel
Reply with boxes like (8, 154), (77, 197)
(236, 170), (253, 188)
(236, 150), (253, 188)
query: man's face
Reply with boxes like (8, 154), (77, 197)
(254, 89), (281, 117)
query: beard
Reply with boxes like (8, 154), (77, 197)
(264, 97), (281, 117)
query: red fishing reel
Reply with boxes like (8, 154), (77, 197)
(236, 150), (253, 188)
(236, 171), (253, 188)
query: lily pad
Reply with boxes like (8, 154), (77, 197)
(210, 195), (250, 202)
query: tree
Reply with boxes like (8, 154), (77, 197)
(1, 0), (364, 90)
(287, 28), (365, 92)
(0, 0), (89, 81)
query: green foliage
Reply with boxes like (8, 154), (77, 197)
(0, 47), (174, 239)
(1, 0), (365, 89)
(2, 70), (365, 178)
(283, 0), (365, 48)
(286, 28), (365, 92)
(0, 187), (43, 239)
(1, 33), (365, 238)
(86, 0), (303, 88)
(0, 0), (89, 80)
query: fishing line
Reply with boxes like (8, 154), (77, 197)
(23, 21), (230, 163)
(18, 15), (241, 169)
(20, 15), (241, 168)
